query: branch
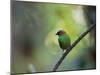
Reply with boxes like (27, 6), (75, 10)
(53, 24), (95, 71)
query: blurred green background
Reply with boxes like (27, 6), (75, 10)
(11, 1), (96, 73)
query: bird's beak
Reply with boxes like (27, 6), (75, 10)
(56, 32), (58, 35)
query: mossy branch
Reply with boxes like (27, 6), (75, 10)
(53, 24), (95, 71)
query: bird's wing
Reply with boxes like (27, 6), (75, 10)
(58, 39), (64, 50)
(58, 36), (71, 50)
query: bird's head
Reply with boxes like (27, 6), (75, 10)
(56, 30), (66, 36)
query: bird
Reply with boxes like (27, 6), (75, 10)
(56, 30), (71, 53)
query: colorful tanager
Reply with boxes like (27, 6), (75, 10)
(56, 30), (71, 52)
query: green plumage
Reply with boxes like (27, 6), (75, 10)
(58, 34), (71, 51)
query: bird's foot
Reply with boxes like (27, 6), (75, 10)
(63, 50), (66, 53)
